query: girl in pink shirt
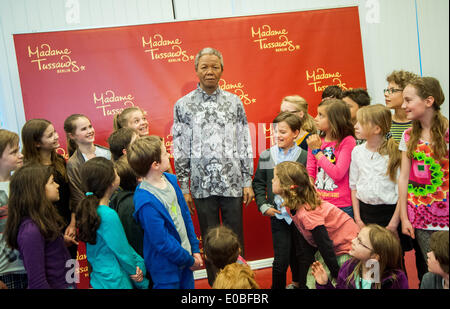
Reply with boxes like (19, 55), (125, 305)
(272, 161), (359, 289)
(307, 99), (356, 217)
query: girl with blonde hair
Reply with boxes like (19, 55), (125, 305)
(350, 104), (401, 230)
(113, 106), (149, 137)
(280, 95), (317, 150)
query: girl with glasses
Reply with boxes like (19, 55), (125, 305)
(384, 70), (418, 142)
(312, 224), (408, 289)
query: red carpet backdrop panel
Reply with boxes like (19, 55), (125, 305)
(13, 6), (366, 288)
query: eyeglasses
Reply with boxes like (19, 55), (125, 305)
(356, 237), (373, 251)
(383, 88), (403, 95)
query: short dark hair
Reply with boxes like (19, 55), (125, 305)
(127, 135), (163, 177)
(108, 127), (138, 161)
(429, 231), (449, 274)
(273, 111), (302, 132)
(114, 156), (138, 191)
(342, 88), (371, 108)
(322, 85), (343, 99)
(203, 225), (241, 270)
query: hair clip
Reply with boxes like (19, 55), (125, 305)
(85, 192), (94, 196)
(290, 185), (299, 190)
(385, 132), (392, 140)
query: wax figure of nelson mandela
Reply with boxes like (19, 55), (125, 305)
(173, 47), (254, 286)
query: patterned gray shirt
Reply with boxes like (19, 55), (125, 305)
(173, 85), (253, 199)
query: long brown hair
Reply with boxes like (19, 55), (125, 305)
(5, 163), (65, 249)
(356, 105), (401, 182)
(203, 225), (241, 270)
(75, 157), (116, 244)
(318, 99), (355, 147)
(346, 224), (403, 289)
(21, 118), (67, 179)
(63, 114), (89, 157)
(405, 77), (448, 160)
(274, 161), (321, 211)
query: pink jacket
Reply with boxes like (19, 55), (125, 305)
(307, 135), (356, 208)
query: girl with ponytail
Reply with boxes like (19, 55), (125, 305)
(113, 106), (149, 137)
(349, 104), (402, 230)
(75, 157), (148, 289)
(273, 161), (359, 289)
(397, 76), (449, 263)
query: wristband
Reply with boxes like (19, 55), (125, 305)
(312, 148), (322, 155)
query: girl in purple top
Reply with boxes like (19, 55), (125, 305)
(4, 164), (75, 289)
(306, 99), (356, 218)
(312, 224), (408, 289)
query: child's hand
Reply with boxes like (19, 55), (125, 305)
(264, 208), (281, 217)
(130, 266), (144, 282)
(63, 234), (79, 247)
(306, 134), (322, 151)
(401, 218), (415, 239)
(311, 261), (328, 285)
(190, 253), (203, 271)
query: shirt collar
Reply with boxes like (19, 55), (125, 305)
(197, 83), (221, 101)
(277, 143), (297, 155)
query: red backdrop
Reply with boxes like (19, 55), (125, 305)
(13, 7), (366, 288)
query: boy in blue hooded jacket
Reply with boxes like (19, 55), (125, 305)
(128, 135), (202, 289)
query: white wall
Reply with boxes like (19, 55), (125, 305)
(0, 0), (448, 133)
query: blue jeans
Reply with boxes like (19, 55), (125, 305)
(339, 206), (354, 219)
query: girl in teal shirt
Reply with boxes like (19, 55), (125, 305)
(75, 157), (148, 289)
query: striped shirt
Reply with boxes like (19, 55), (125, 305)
(390, 120), (412, 142)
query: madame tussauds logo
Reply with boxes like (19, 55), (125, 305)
(27, 43), (85, 73)
(93, 89), (135, 117)
(142, 34), (193, 63)
(251, 24), (300, 53)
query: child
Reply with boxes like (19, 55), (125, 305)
(321, 85), (343, 100)
(341, 88), (371, 125)
(212, 263), (259, 289)
(312, 224), (408, 289)
(128, 135), (202, 289)
(202, 225), (247, 287)
(21, 119), (77, 258)
(75, 157), (148, 289)
(252, 112), (307, 289)
(4, 164), (75, 289)
(109, 156), (145, 262)
(306, 98), (356, 218)
(421, 231), (449, 289)
(107, 127), (139, 162)
(350, 105), (401, 229)
(398, 76), (449, 262)
(64, 114), (111, 209)
(280, 95), (317, 150)
(113, 106), (149, 137)
(385, 70), (418, 142)
(0, 129), (27, 289)
(273, 161), (359, 289)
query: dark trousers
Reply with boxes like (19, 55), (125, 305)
(270, 217), (300, 289)
(193, 195), (244, 287)
(292, 228), (320, 289)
